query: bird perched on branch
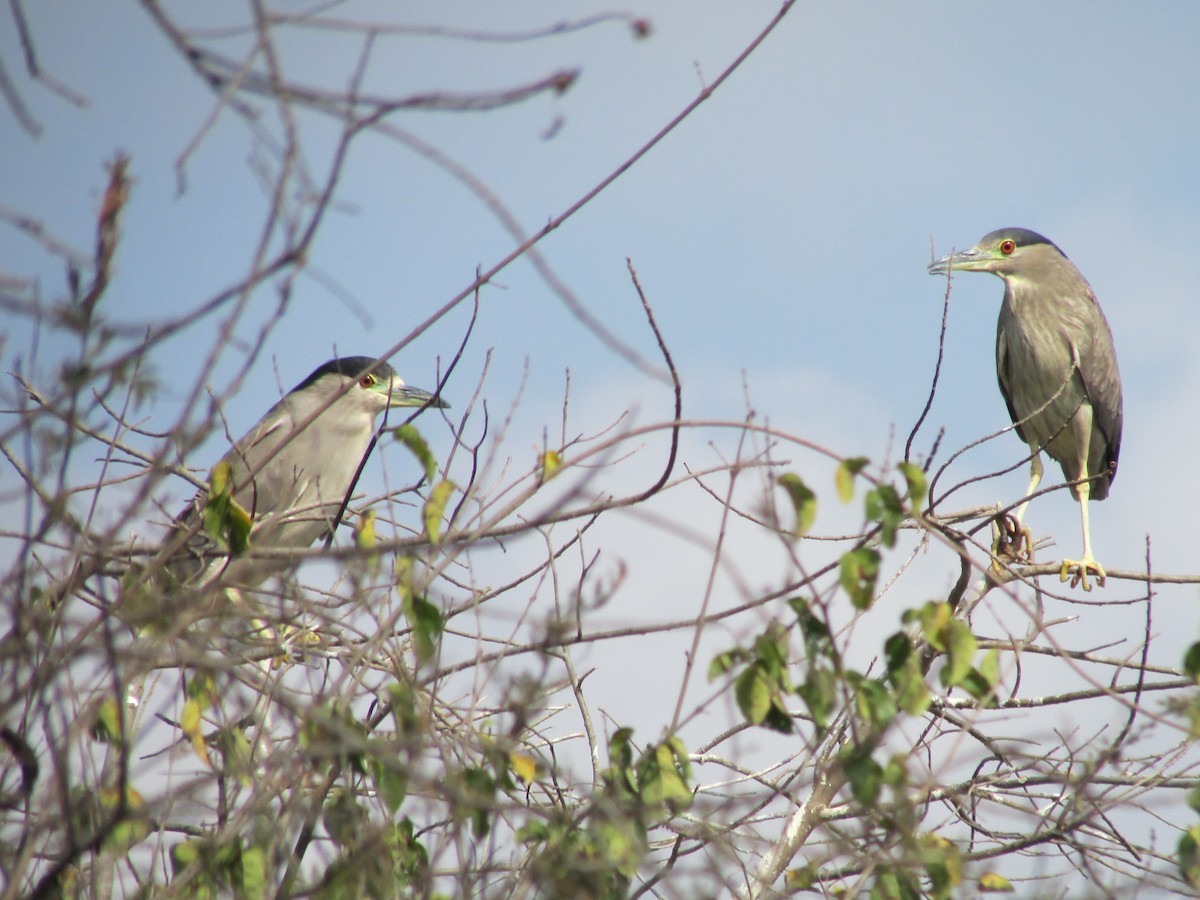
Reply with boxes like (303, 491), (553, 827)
(929, 228), (1123, 591)
(160, 355), (448, 592)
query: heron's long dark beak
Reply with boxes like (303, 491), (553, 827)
(928, 247), (990, 275)
(389, 384), (450, 409)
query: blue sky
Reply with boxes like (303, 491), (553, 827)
(8, 4), (1194, 565)
(6, 0), (1199, 656)
(4, 1), (1200, 873)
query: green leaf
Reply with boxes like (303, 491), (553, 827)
(1185, 642), (1200, 682)
(897, 461), (927, 508)
(460, 766), (496, 838)
(388, 681), (421, 736)
(839, 547), (881, 610)
(893, 665), (932, 717)
(171, 838), (202, 874)
(240, 845), (268, 900)
(913, 600), (952, 650)
(961, 649), (1002, 704)
(736, 668), (771, 726)
(100, 784), (150, 852)
(875, 868), (922, 900)
(591, 810), (647, 880)
(851, 676), (897, 728)
(322, 788), (364, 847)
(841, 746), (883, 807)
(422, 479), (455, 545)
(761, 702), (795, 734)
(798, 668), (837, 732)
(385, 818), (430, 885)
(776, 472), (817, 538)
(638, 737), (693, 814)
(90, 697), (124, 744)
(213, 725), (253, 785)
(517, 820), (550, 845)
(186, 671), (218, 707)
(201, 461), (252, 555)
(1182, 825), (1200, 888)
(836, 457), (870, 503)
(865, 484), (904, 548)
(707, 649), (745, 680)
(299, 704), (368, 773)
(940, 619), (977, 689)
(393, 423), (437, 483)
(978, 647), (1001, 687)
(402, 592), (443, 666)
(882, 754), (909, 790)
(884, 632), (913, 676)
(785, 864), (819, 891)
(753, 622), (792, 678)
(607, 728), (636, 776)
(371, 757), (409, 815)
(791, 600), (834, 663)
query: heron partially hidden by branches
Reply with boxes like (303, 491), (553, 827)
(929, 228), (1123, 591)
(158, 355), (448, 592)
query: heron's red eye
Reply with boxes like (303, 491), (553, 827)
(359, 374), (375, 388)
(999, 239), (1016, 255)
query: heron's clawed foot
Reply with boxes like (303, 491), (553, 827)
(1060, 557), (1106, 592)
(990, 512), (1034, 576)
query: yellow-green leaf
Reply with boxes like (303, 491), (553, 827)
(186, 671), (217, 708)
(540, 449), (563, 482)
(201, 461), (252, 555)
(241, 846), (268, 899)
(100, 784), (150, 851)
(509, 751), (537, 784)
(213, 726), (253, 785)
(897, 460), (927, 507)
(356, 509), (380, 576)
(171, 838), (201, 873)
(180, 698), (202, 736)
(403, 591), (444, 666)
(836, 456), (870, 503)
(210, 459), (232, 496)
(978, 871), (1014, 892)
(839, 547), (880, 610)
(422, 479), (455, 546)
(180, 698), (210, 766)
(785, 865), (818, 891)
(356, 509), (376, 550)
(776, 473), (816, 538)
(393, 423), (437, 483)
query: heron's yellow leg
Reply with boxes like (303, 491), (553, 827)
(1059, 433), (1107, 591)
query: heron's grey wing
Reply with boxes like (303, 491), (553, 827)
(994, 312), (1030, 446)
(1074, 290), (1123, 484)
(219, 409), (293, 518)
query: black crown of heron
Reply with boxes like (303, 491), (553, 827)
(929, 228), (1123, 592)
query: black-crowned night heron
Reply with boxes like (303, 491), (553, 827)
(164, 356), (448, 589)
(929, 228), (1123, 591)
